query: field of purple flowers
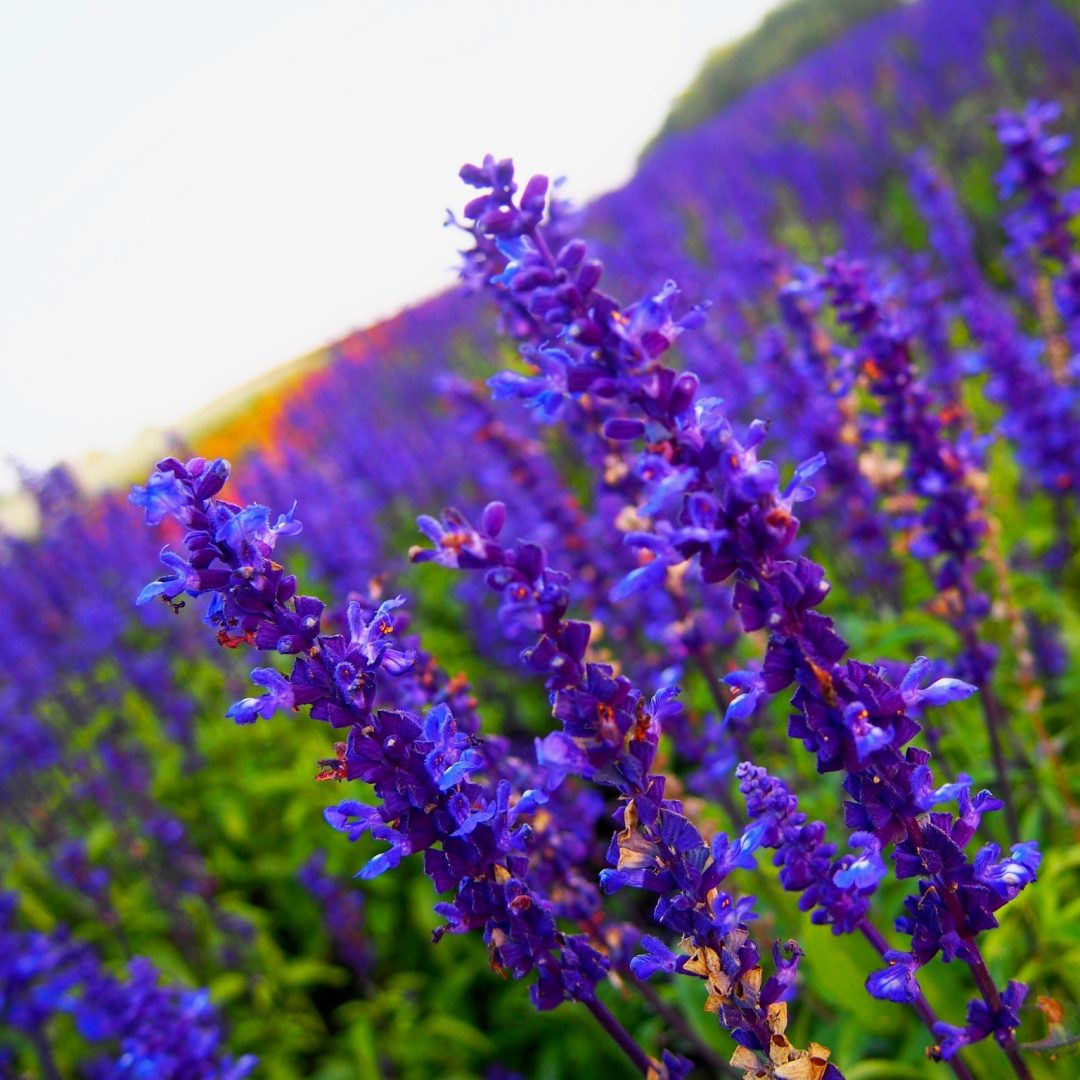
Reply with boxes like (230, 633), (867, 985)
(3, 0), (1080, 1076)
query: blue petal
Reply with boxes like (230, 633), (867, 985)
(357, 846), (403, 880)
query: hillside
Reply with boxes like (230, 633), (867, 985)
(645, 0), (901, 154)
(160, 0), (1080, 474)
(0, 0), (916, 530)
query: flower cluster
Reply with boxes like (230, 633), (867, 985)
(412, 504), (841, 1077)
(459, 155), (1042, 1076)
(9, 6), (1080, 1075)
(909, 143), (1080, 528)
(736, 763), (885, 935)
(766, 275), (896, 597)
(131, 457), (673, 1072)
(819, 254), (992, 675)
(813, 253), (1024, 845)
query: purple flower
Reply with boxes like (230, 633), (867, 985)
(422, 702), (485, 791)
(900, 657), (978, 709)
(129, 469), (190, 526)
(842, 701), (894, 762)
(974, 841), (1041, 902)
(911, 766), (973, 811)
(832, 833), (886, 891)
(346, 596), (417, 676)
(629, 935), (679, 980)
(933, 980), (1029, 1060)
(866, 951), (921, 1004)
(226, 667), (295, 725)
(736, 764), (879, 935)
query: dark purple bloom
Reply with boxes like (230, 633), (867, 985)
(129, 469), (190, 526)
(135, 461), (614, 1016)
(226, 667), (294, 725)
(629, 935), (679, 981)
(866, 950), (921, 1004)
(933, 980), (1029, 1060)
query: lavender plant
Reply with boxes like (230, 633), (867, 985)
(452, 153), (1045, 1077)
(129, 456), (695, 1076)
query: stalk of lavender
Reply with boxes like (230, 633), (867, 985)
(994, 100), (1080, 369)
(989, 102), (1080, 590)
(770, 252), (1015, 801)
(130, 456), (677, 1078)
(817, 255), (1022, 843)
(876, 155), (1080, 826)
(412, 502), (974, 1080)
(908, 128), (1080, 558)
(457, 157), (1041, 1077)
(458, 158), (751, 761)
(734, 764), (976, 1080)
(766, 273), (898, 605)
(411, 506), (843, 1079)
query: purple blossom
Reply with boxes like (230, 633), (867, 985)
(226, 667), (295, 725)
(866, 950), (922, 1005)
(629, 935), (679, 981)
(933, 981), (1029, 1061)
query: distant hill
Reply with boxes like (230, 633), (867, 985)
(3, 1), (877, 526)
(9, 0), (1079, 538)
(6, 2), (1077, 556)
(644, 0), (901, 155)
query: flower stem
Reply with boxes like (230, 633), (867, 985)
(975, 679), (1020, 845)
(583, 994), (656, 1077)
(32, 1028), (62, 1080)
(858, 919), (975, 1080)
(581, 917), (735, 1076)
(929, 879), (1034, 1080)
(634, 979), (736, 1076)
(965, 950), (1034, 1080)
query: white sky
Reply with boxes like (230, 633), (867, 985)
(1, 0), (784, 494)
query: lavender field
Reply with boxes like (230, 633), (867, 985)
(3, 0), (1080, 1076)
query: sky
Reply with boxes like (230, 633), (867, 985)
(1, 0), (786, 495)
